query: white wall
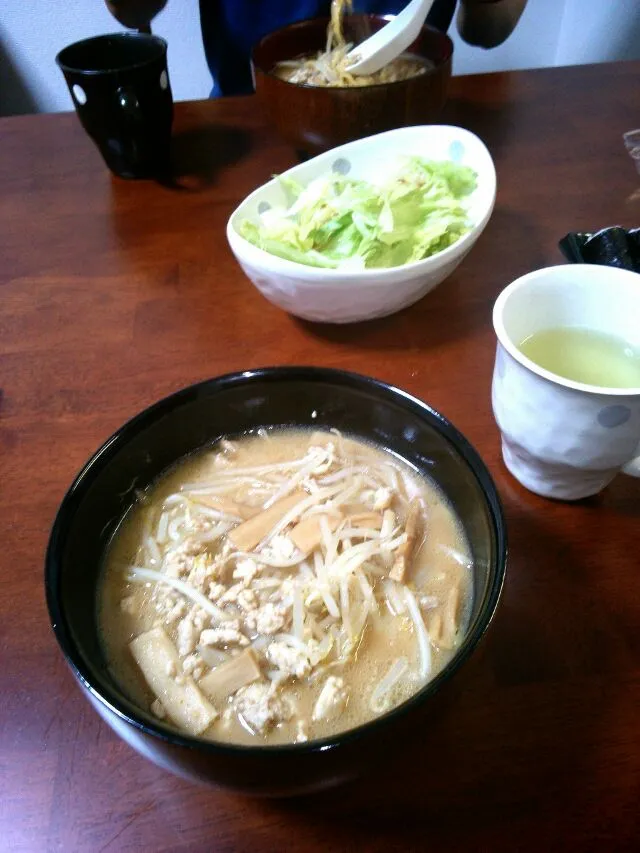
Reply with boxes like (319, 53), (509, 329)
(450, 0), (566, 76)
(555, 0), (640, 67)
(0, 0), (211, 115)
(1, 0), (639, 116)
(451, 0), (640, 76)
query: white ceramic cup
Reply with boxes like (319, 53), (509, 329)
(492, 264), (640, 500)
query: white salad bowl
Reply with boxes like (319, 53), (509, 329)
(226, 125), (496, 323)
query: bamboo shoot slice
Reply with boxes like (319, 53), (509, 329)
(198, 648), (262, 703)
(439, 585), (461, 649)
(426, 610), (443, 646)
(227, 490), (306, 552)
(190, 494), (258, 520)
(289, 513), (342, 555)
(389, 498), (423, 583)
(129, 627), (218, 736)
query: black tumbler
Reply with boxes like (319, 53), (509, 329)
(56, 33), (173, 179)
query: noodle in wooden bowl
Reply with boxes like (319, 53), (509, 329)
(252, 14), (453, 155)
(273, 0), (429, 88)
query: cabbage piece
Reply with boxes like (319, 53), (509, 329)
(238, 158), (478, 270)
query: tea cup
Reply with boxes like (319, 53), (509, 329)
(492, 264), (640, 500)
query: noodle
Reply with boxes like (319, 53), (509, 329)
(274, 0), (430, 88)
(100, 429), (471, 745)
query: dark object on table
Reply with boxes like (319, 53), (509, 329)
(104, 0), (168, 33)
(56, 33), (173, 179)
(45, 367), (506, 796)
(559, 226), (640, 272)
(252, 15), (453, 156)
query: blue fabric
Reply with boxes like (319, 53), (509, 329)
(199, 0), (456, 97)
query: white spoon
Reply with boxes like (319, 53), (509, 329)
(344, 0), (437, 77)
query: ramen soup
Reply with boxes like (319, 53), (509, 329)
(99, 430), (473, 746)
(272, 0), (431, 88)
(274, 52), (431, 88)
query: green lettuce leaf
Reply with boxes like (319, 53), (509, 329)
(238, 157), (478, 270)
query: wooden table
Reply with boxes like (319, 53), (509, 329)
(1, 61), (639, 852)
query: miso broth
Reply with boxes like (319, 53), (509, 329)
(99, 430), (473, 745)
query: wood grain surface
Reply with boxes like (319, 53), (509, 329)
(1, 61), (639, 852)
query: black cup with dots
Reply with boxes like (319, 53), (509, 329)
(56, 33), (173, 179)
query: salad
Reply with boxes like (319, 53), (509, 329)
(238, 157), (478, 271)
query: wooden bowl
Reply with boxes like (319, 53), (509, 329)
(252, 14), (453, 156)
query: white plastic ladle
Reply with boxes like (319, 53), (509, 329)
(344, 0), (436, 77)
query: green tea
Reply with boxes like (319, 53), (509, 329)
(518, 326), (640, 388)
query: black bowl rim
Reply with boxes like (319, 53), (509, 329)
(252, 14), (454, 92)
(45, 366), (506, 758)
(56, 32), (168, 76)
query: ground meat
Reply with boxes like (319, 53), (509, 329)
(164, 540), (203, 578)
(176, 616), (198, 657)
(164, 599), (187, 626)
(266, 641), (311, 679)
(186, 554), (217, 593)
(270, 577), (294, 608)
(218, 583), (244, 606)
(260, 534), (296, 562)
(234, 682), (291, 734)
(244, 602), (290, 636)
(312, 675), (348, 722)
(233, 558), (259, 585)
(208, 582), (226, 602)
(236, 589), (259, 612)
(191, 606), (210, 632)
(200, 622), (249, 648)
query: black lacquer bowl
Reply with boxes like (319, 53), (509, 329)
(559, 226), (640, 272)
(45, 367), (506, 795)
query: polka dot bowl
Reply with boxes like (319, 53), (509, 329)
(226, 125), (496, 323)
